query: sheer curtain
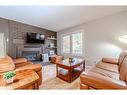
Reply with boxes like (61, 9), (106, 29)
(0, 33), (6, 58)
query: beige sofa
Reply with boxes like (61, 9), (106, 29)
(80, 51), (127, 89)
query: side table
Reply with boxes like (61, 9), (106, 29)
(0, 70), (39, 90)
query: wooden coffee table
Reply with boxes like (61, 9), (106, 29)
(56, 58), (85, 83)
(0, 70), (39, 90)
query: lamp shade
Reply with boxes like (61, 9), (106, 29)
(118, 35), (127, 44)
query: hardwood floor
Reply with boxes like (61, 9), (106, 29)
(39, 64), (92, 89)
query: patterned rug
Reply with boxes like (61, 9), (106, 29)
(39, 64), (92, 89)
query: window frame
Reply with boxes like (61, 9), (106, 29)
(61, 30), (84, 56)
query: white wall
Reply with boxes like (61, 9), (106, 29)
(0, 33), (6, 58)
(57, 11), (127, 66)
(0, 18), (9, 55)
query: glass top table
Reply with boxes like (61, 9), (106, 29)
(56, 58), (85, 83)
(61, 58), (84, 66)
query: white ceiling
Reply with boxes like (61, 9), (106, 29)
(0, 6), (127, 31)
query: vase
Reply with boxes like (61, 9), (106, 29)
(5, 77), (14, 84)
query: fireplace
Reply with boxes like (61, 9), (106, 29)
(22, 51), (40, 61)
(17, 45), (42, 61)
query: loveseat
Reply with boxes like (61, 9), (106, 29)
(80, 51), (127, 89)
(0, 56), (42, 86)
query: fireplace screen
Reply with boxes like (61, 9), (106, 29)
(22, 51), (40, 61)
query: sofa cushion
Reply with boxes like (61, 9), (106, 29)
(13, 58), (27, 64)
(90, 67), (119, 80)
(0, 56), (15, 73)
(15, 61), (32, 68)
(102, 58), (118, 64)
(96, 61), (119, 73)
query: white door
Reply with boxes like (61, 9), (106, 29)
(0, 33), (6, 58)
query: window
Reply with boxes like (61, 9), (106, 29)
(62, 31), (83, 55)
(62, 35), (71, 53)
(72, 32), (82, 54)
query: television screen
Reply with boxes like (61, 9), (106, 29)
(26, 33), (45, 44)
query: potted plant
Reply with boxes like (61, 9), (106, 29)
(3, 71), (16, 83)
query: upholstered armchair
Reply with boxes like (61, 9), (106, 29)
(0, 56), (42, 85)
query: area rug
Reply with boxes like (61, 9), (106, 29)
(32, 61), (52, 66)
(39, 64), (92, 89)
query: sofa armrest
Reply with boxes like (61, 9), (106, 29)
(51, 55), (64, 64)
(15, 64), (42, 85)
(13, 58), (27, 64)
(15, 64), (42, 72)
(102, 58), (118, 65)
(80, 71), (127, 89)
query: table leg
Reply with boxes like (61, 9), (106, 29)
(68, 68), (72, 83)
(34, 82), (39, 90)
(83, 60), (85, 71)
(56, 64), (58, 77)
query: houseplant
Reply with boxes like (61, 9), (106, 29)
(4, 71), (16, 83)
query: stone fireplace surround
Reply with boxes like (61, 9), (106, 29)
(17, 45), (42, 61)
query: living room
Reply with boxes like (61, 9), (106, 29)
(1, 3), (127, 95)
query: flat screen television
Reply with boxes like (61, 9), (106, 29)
(26, 33), (45, 44)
